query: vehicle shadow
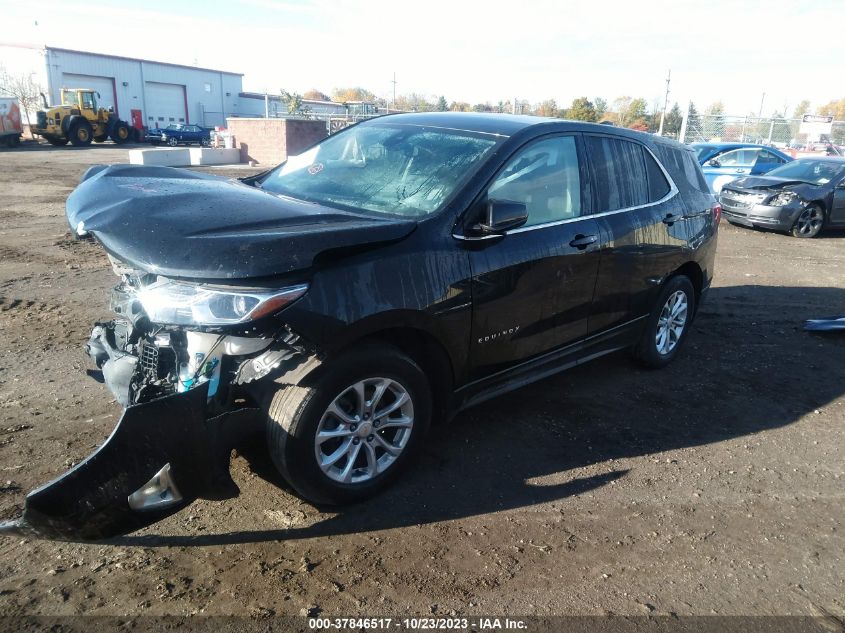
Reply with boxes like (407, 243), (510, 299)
(116, 284), (845, 547)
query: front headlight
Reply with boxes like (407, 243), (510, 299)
(767, 191), (799, 206)
(136, 280), (308, 326)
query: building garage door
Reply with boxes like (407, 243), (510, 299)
(144, 81), (187, 129)
(61, 73), (116, 114)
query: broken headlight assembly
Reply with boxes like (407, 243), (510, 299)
(136, 279), (308, 326)
(767, 191), (800, 207)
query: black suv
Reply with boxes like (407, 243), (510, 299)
(3, 113), (718, 540)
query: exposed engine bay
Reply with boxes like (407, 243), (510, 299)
(84, 257), (314, 409)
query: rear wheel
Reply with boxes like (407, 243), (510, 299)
(110, 121), (130, 144)
(632, 275), (696, 369)
(791, 204), (825, 238)
(265, 344), (431, 505)
(167, 136), (178, 147)
(68, 120), (93, 146)
(200, 137), (210, 147)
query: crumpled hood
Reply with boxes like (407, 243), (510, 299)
(726, 176), (823, 197)
(66, 164), (416, 280)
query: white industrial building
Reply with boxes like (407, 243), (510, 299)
(3, 44), (244, 129)
(1, 44), (379, 131)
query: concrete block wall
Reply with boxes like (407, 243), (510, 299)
(225, 118), (328, 165)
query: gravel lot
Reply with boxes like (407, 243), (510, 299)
(0, 142), (843, 619)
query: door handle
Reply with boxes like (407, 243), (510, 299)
(662, 213), (680, 225)
(569, 234), (598, 249)
(735, 168), (747, 174)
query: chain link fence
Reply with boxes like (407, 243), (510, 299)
(680, 111), (845, 148)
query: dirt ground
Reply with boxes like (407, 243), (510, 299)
(0, 141), (842, 620)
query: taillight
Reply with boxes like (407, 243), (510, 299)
(712, 203), (722, 224)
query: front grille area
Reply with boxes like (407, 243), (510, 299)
(720, 190), (765, 209)
(138, 341), (176, 380)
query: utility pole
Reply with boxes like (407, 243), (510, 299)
(390, 72), (397, 112)
(513, 97), (517, 115)
(658, 69), (671, 136)
(758, 91), (766, 120)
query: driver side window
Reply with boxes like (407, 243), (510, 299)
(488, 136), (582, 228)
(715, 148), (758, 167)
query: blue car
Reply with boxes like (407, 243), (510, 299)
(147, 124), (211, 147)
(692, 143), (793, 194)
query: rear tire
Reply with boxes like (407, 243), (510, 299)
(265, 344), (431, 506)
(110, 121), (130, 144)
(68, 120), (93, 146)
(791, 203), (825, 238)
(632, 275), (696, 369)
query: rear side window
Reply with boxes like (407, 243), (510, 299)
(644, 150), (671, 201)
(586, 136), (649, 212)
(653, 143), (710, 194)
(755, 150), (785, 167)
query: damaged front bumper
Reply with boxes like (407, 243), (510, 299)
(0, 384), (260, 541)
(0, 272), (320, 541)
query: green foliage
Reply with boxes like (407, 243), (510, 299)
(280, 89), (310, 118)
(566, 97), (597, 122)
(594, 97), (608, 119)
(450, 101), (471, 112)
(436, 96), (448, 111)
(663, 103), (683, 137)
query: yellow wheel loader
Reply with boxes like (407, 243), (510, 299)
(32, 88), (133, 147)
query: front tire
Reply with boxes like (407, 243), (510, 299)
(68, 120), (93, 146)
(265, 344), (431, 505)
(791, 204), (825, 238)
(110, 121), (130, 144)
(167, 136), (178, 147)
(632, 275), (696, 369)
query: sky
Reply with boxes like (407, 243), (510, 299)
(1, 0), (843, 116)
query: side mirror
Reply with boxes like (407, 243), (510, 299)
(473, 199), (528, 234)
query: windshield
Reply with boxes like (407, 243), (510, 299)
(258, 123), (500, 216)
(765, 159), (845, 185)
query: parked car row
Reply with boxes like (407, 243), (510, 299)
(147, 123), (212, 147)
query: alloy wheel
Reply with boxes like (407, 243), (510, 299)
(794, 206), (823, 237)
(314, 377), (414, 484)
(655, 290), (688, 355)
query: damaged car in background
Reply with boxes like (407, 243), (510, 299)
(0, 113), (718, 540)
(719, 157), (845, 238)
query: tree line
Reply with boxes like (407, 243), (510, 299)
(291, 87), (686, 136)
